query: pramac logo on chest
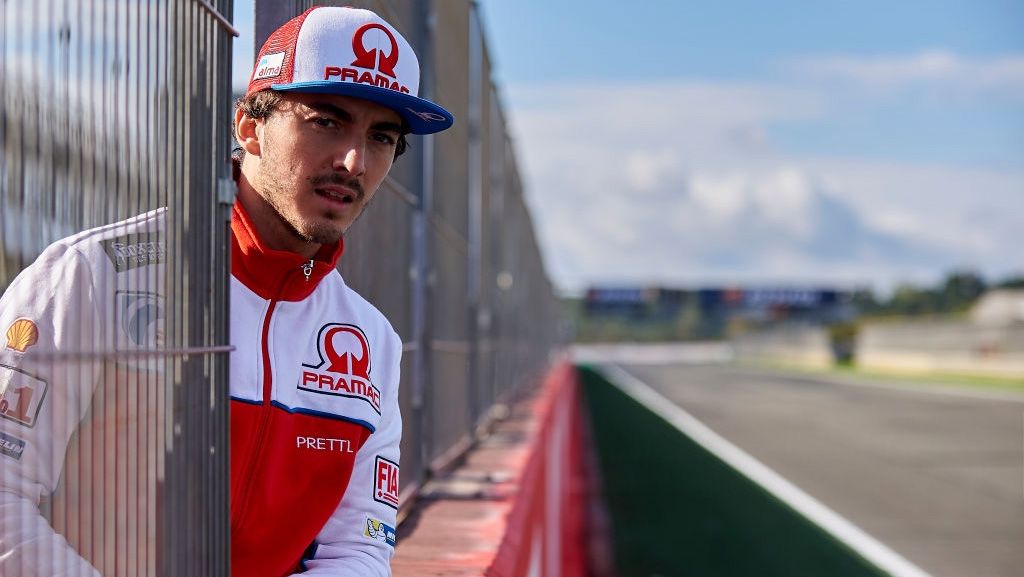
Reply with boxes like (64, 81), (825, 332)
(299, 323), (382, 414)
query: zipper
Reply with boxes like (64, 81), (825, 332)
(231, 262), (309, 530)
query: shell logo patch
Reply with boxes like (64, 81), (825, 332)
(5, 318), (38, 353)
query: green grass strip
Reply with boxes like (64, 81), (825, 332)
(579, 364), (890, 577)
(738, 359), (1024, 394)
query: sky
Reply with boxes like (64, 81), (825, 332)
(234, 1), (1024, 295)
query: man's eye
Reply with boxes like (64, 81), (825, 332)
(313, 117), (337, 128)
(371, 132), (397, 146)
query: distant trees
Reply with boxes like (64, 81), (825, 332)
(853, 270), (1003, 318)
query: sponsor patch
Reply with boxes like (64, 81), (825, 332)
(115, 291), (165, 348)
(4, 318), (39, 353)
(374, 456), (400, 509)
(299, 324), (381, 414)
(0, 430), (26, 461)
(364, 518), (396, 548)
(296, 436), (354, 453)
(406, 108), (448, 123)
(101, 233), (165, 272)
(253, 52), (285, 80)
(0, 364), (48, 428)
(351, 23), (400, 78)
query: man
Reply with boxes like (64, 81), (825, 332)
(0, 6), (452, 576)
(227, 6), (451, 576)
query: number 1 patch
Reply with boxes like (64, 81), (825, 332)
(0, 364), (48, 428)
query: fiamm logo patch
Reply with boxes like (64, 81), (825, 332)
(0, 431), (26, 461)
(0, 364), (48, 428)
(364, 518), (396, 548)
(374, 456), (400, 509)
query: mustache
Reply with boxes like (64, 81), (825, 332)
(309, 173), (365, 201)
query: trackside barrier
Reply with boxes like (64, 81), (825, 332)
(486, 361), (589, 577)
(392, 360), (591, 577)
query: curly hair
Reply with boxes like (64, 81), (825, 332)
(232, 90), (409, 162)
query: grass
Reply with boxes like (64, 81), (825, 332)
(739, 359), (1024, 394)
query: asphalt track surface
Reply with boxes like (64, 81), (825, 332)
(613, 361), (1024, 577)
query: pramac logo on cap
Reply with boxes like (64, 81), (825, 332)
(324, 21), (411, 94)
(350, 23), (399, 79)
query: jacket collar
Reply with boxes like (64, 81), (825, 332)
(230, 201), (344, 301)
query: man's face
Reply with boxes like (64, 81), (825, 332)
(246, 92), (402, 246)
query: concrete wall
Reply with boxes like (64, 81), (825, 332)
(856, 321), (1024, 379)
(732, 325), (834, 369)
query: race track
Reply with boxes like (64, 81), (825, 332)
(597, 355), (1024, 577)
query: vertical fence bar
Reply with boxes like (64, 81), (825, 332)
(411, 0), (437, 480)
(466, 0), (483, 431)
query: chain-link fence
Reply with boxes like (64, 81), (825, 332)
(2, 0), (559, 573)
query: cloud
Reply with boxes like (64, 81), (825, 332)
(504, 77), (1024, 293)
(789, 49), (1024, 95)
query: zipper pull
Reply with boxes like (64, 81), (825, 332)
(301, 259), (314, 281)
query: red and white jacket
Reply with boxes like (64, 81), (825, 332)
(229, 202), (402, 577)
(0, 203), (402, 577)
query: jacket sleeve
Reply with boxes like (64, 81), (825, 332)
(0, 245), (102, 577)
(294, 330), (403, 577)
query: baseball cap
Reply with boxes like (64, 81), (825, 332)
(247, 6), (454, 135)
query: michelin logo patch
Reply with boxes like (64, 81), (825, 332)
(364, 518), (396, 548)
(0, 431), (26, 461)
(102, 233), (165, 272)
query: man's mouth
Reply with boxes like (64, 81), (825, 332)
(315, 186), (358, 205)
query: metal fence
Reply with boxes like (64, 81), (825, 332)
(1, 1), (236, 575)
(1, 0), (560, 573)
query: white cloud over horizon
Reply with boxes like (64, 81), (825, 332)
(503, 53), (1024, 294)
(788, 49), (1024, 95)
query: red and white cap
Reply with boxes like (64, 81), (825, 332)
(247, 6), (453, 135)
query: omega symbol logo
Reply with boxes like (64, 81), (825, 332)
(351, 23), (399, 79)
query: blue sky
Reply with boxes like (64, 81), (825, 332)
(234, 1), (1024, 294)
(477, 0), (1024, 293)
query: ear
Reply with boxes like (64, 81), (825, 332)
(234, 107), (262, 157)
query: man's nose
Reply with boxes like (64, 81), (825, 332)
(334, 138), (366, 176)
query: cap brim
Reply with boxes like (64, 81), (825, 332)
(270, 80), (454, 135)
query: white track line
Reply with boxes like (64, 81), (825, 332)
(602, 364), (934, 577)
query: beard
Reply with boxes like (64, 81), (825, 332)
(254, 163), (367, 247)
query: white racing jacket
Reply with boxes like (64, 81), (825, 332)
(0, 203), (403, 577)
